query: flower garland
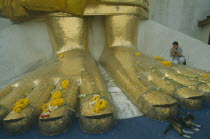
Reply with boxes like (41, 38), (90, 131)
(62, 80), (70, 89)
(13, 99), (30, 113)
(203, 75), (208, 78)
(59, 53), (64, 58)
(52, 91), (62, 99)
(202, 74), (210, 79)
(90, 95), (107, 113)
(162, 61), (173, 67)
(154, 56), (164, 60)
(135, 52), (141, 56)
(50, 98), (65, 106)
(40, 98), (65, 118)
(40, 80), (69, 118)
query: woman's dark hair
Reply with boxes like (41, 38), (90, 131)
(173, 41), (179, 46)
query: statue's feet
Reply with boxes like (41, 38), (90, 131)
(100, 47), (203, 120)
(0, 50), (115, 135)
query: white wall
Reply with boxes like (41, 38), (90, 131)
(0, 19), (52, 87)
(138, 20), (210, 71)
(149, 0), (210, 43)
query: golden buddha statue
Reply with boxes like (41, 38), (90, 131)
(0, 0), (209, 136)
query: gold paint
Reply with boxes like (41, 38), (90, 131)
(79, 60), (114, 117)
(146, 69), (203, 109)
(0, 0), (149, 21)
(174, 87), (203, 110)
(61, 83), (78, 109)
(47, 14), (88, 54)
(0, 0), (88, 19)
(198, 76), (210, 84)
(81, 97), (114, 116)
(4, 106), (34, 121)
(100, 46), (178, 120)
(4, 82), (54, 121)
(100, 15), (176, 120)
(159, 68), (200, 89)
(24, 0), (67, 13)
(49, 4), (148, 18)
(176, 87), (202, 99)
(185, 66), (210, 76)
(100, 0), (149, 9)
(0, 15), (115, 134)
(0, 86), (13, 100)
(38, 80), (79, 135)
(148, 69), (179, 96)
(105, 15), (139, 48)
(142, 90), (176, 106)
(47, 107), (67, 119)
(172, 66), (199, 78)
(40, 80), (78, 118)
(84, 4), (148, 18)
(198, 83), (210, 100)
(0, 84), (33, 123)
(136, 54), (210, 102)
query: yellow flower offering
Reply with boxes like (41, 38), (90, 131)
(91, 95), (100, 101)
(13, 107), (22, 113)
(135, 52), (141, 56)
(15, 99), (30, 108)
(62, 80), (70, 89)
(42, 104), (48, 110)
(13, 99), (30, 113)
(202, 75), (208, 78)
(92, 107), (100, 113)
(59, 53), (64, 58)
(162, 61), (173, 67)
(42, 104), (49, 113)
(92, 99), (107, 113)
(95, 100), (107, 110)
(154, 56), (164, 60)
(50, 98), (65, 107)
(52, 91), (62, 100)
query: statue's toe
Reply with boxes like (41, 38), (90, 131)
(79, 97), (116, 133)
(138, 91), (177, 121)
(3, 107), (37, 135)
(174, 87), (203, 110)
(80, 114), (116, 134)
(39, 108), (75, 136)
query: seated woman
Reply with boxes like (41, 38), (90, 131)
(170, 41), (186, 65)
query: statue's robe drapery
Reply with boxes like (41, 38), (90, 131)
(0, 0), (149, 20)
